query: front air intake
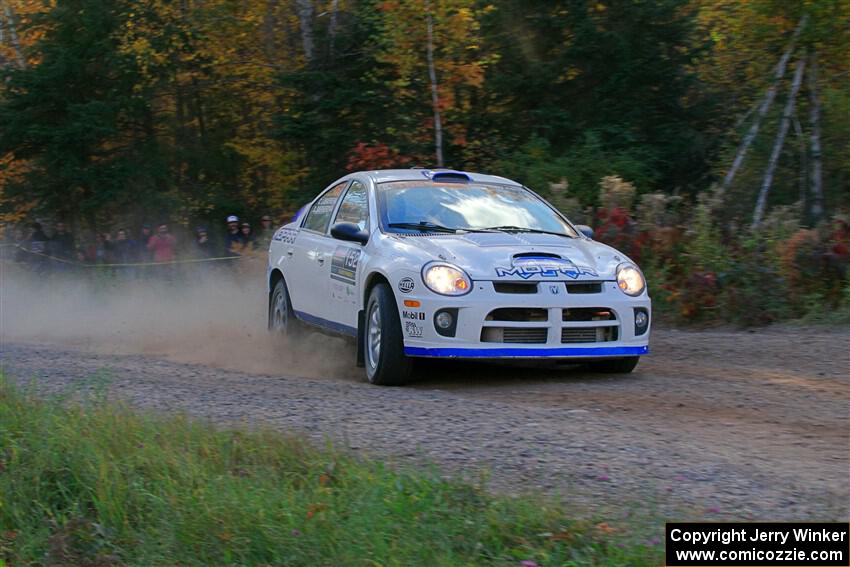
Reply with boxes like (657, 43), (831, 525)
(512, 252), (561, 260)
(493, 282), (538, 294)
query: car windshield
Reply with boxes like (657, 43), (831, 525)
(377, 181), (577, 237)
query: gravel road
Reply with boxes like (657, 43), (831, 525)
(3, 325), (848, 521)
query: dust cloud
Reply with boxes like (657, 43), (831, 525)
(0, 265), (360, 381)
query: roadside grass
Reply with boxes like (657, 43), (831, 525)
(0, 375), (662, 566)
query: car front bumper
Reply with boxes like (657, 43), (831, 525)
(395, 279), (650, 359)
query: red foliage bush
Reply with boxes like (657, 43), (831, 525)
(346, 143), (411, 172)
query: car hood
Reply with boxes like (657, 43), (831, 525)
(383, 232), (630, 281)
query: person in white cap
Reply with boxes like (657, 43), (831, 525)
(225, 215), (243, 254)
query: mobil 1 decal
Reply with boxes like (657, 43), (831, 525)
(331, 246), (361, 285)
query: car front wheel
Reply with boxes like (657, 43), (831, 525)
(268, 277), (298, 336)
(364, 283), (412, 386)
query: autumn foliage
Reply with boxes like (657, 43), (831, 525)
(0, 0), (848, 322)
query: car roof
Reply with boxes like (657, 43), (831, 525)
(362, 169), (522, 187)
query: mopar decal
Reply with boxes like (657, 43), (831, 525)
(404, 321), (423, 337)
(331, 247), (361, 285)
(398, 277), (415, 293)
(495, 256), (598, 280)
(273, 227), (299, 244)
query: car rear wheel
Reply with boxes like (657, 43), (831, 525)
(268, 277), (298, 336)
(588, 356), (639, 374)
(364, 283), (412, 386)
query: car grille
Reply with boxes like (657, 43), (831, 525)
(562, 308), (615, 322)
(493, 282), (538, 294)
(480, 306), (620, 345)
(565, 282), (603, 294)
(561, 327), (618, 343)
(485, 308), (548, 322)
(490, 281), (603, 294)
(481, 327), (548, 344)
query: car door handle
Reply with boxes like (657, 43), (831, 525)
(316, 254), (325, 264)
(286, 248), (294, 256)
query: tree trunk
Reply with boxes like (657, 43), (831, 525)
(328, 0), (339, 57)
(425, 7), (443, 167)
(0, 3), (6, 69)
(752, 57), (806, 228)
(792, 112), (807, 218)
(262, 0), (279, 61)
(807, 50), (824, 222)
(734, 100), (757, 130)
(191, 76), (208, 144)
(297, 0), (314, 65)
(722, 14), (807, 193)
(0, 0), (26, 69)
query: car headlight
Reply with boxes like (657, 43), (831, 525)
(616, 263), (646, 297)
(422, 262), (472, 296)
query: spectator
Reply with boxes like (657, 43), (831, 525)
(83, 232), (109, 263)
(28, 221), (49, 252)
(25, 222), (49, 268)
(11, 225), (27, 262)
(147, 223), (177, 262)
(138, 224), (154, 261)
(49, 221), (76, 260)
(27, 222), (49, 253)
(193, 227), (215, 258)
(256, 214), (275, 249)
(107, 228), (135, 264)
(224, 215), (243, 255)
(240, 222), (256, 251)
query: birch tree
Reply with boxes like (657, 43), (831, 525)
(327, 0), (339, 57)
(807, 51), (824, 222)
(425, 6), (443, 167)
(721, 14), (807, 194)
(297, 0), (314, 65)
(791, 112), (807, 214)
(0, 0), (25, 69)
(752, 57), (806, 227)
(375, 0), (487, 166)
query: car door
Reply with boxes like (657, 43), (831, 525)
(286, 181), (348, 323)
(326, 179), (370, 330)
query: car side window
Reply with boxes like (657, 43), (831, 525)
(333, 181), (369, 231)
(302, 182), (347, 233)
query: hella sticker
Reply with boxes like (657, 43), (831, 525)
(398, 277), (415, 293)
(495, 256), (598, 279)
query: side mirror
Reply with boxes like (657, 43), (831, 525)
(330, 222), (369, 245)
(576, 224), (594, 239)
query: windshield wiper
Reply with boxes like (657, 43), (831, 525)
(388, 221), (461, 234)
(483, 225), (575, 238)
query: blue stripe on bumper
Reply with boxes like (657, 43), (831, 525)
(403, 345), (648, 358)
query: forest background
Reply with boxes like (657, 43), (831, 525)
(0, 0), (848, 323)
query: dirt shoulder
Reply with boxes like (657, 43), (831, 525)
(3, 325), (848, 521)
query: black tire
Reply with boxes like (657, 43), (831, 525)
(268, 277), (299, 336)
(588, 356), (639, 374)
(363, 283), (413, 386)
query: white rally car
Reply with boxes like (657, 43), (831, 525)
(268, 169), (650, 385)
